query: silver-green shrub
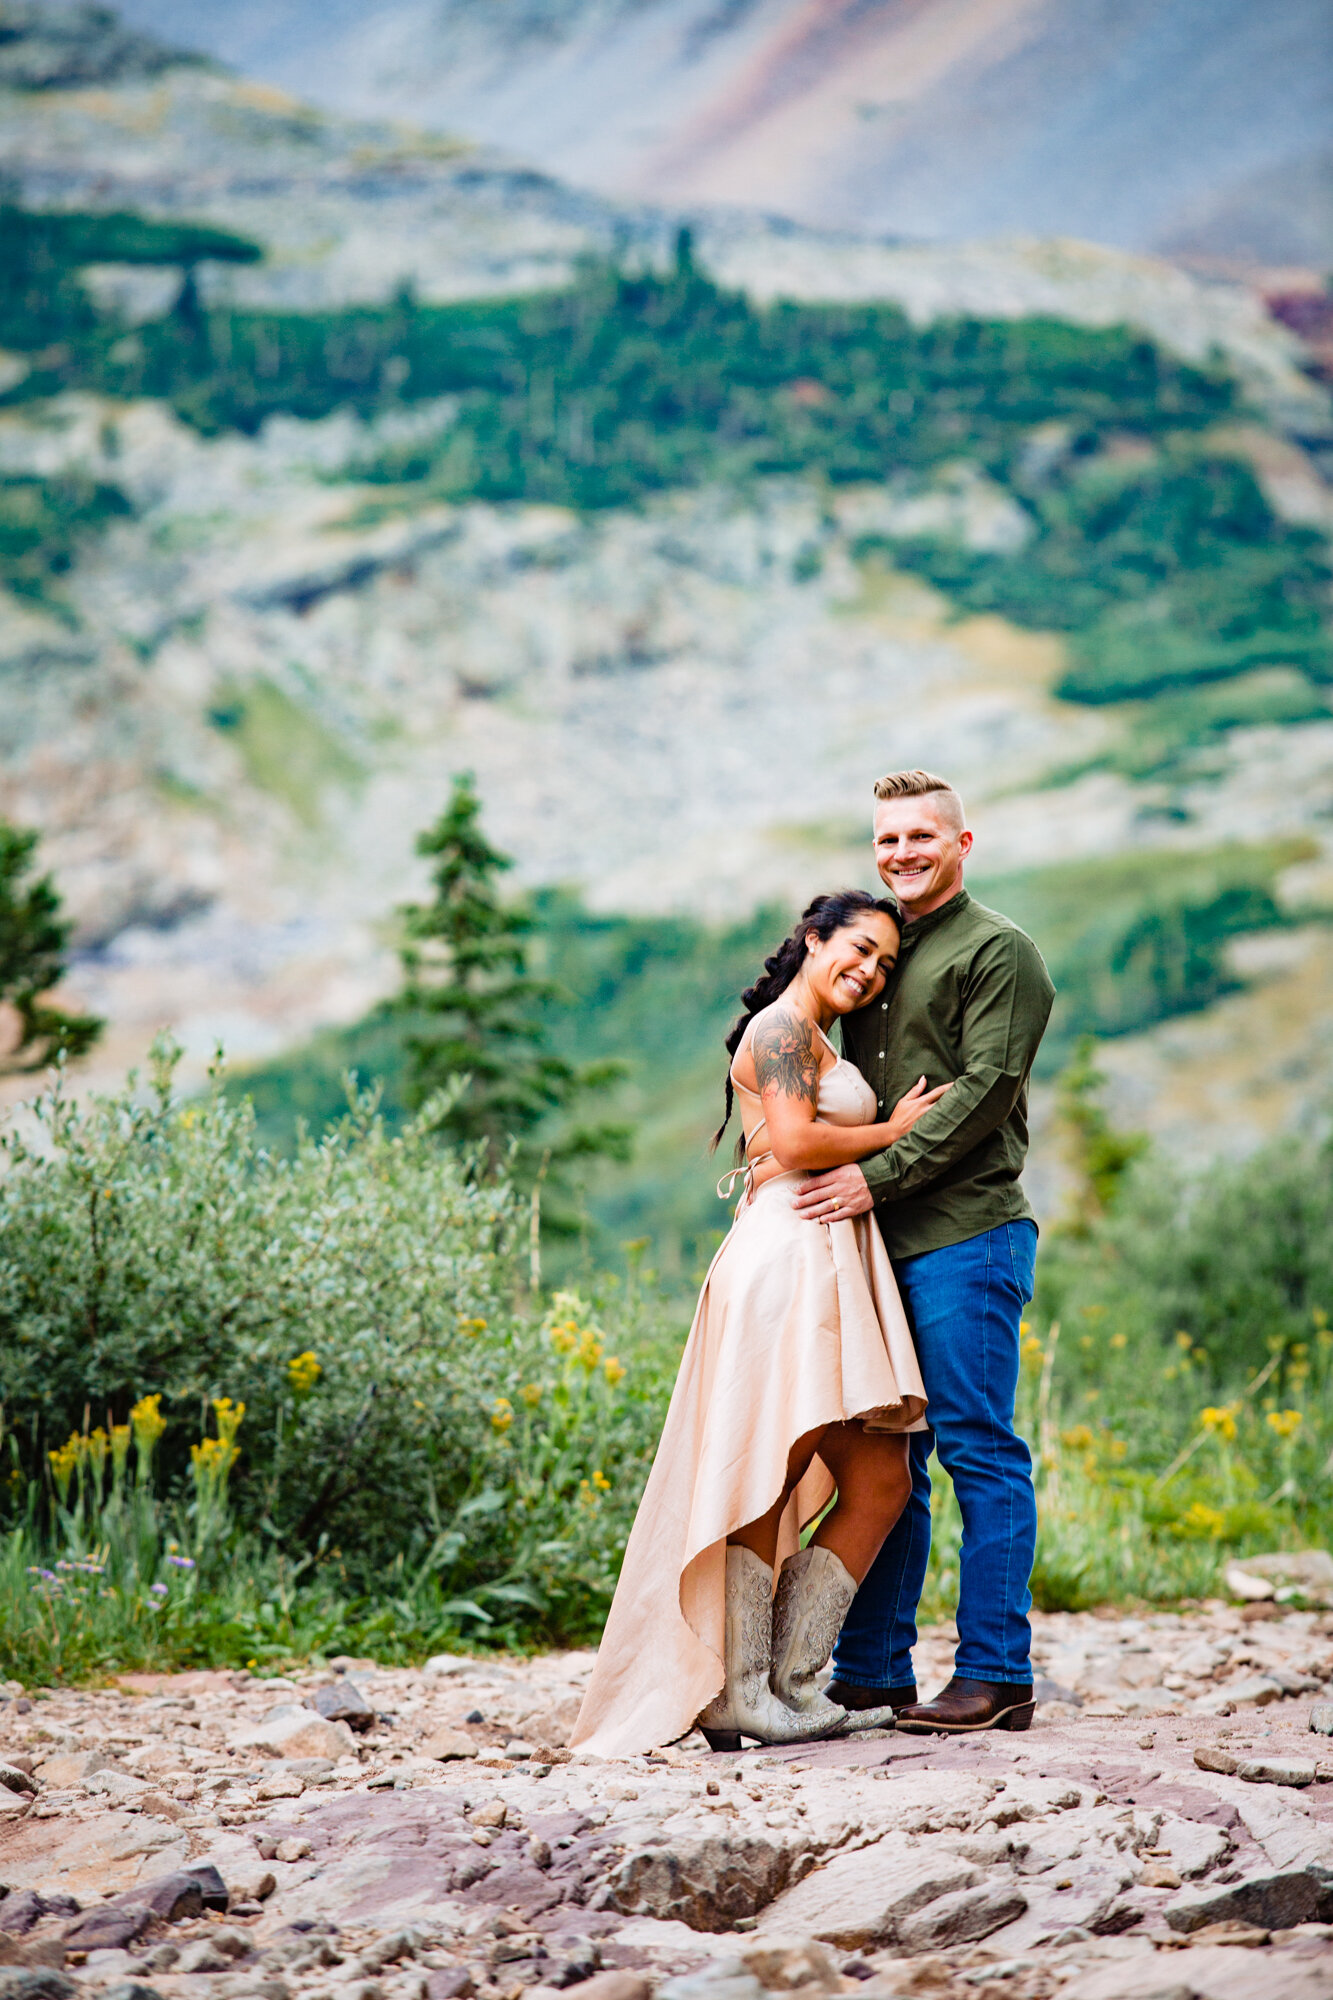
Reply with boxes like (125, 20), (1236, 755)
(0, 1039), (679, 1662)
(0, 1041), (525, 1573)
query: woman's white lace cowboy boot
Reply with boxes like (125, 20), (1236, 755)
(697, 1544), (841, 1750)
(771, 1546), (897, 1735)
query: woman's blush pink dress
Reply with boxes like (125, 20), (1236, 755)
(571, 1041), (926, 1757)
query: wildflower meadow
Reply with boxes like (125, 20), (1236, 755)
(2, 1035), (1331, 1682)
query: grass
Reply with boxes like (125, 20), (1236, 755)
(206, 677), (364, 828)
(4, 1095), (1332, 1683)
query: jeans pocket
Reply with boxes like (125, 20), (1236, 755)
(1005, 1221), (1038, 1305)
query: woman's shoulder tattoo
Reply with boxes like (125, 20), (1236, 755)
(752, 1008), (819, 1107)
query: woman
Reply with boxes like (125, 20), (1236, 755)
(571, 892), (948, 1757)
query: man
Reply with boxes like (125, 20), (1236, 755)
(794, 770), (1054, 1733)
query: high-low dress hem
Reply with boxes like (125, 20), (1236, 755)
(571, 1048), (927, 1758)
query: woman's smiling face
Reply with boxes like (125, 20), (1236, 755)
(805, 909), (901, 1016)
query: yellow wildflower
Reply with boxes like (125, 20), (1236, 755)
(86, 1427), (109, 1479)
(1175, 1330), (1193, 1351)
(212, 1398), (245, 1447)
(491, 1398), (514, 1434)
(549, 1320), (578, 1356)
(48, 1436), (81, 1504)
(1060, 1424), (1094, 1450)
(591, 1469), (611, 1492)
(1200, 1405), (1238, 1442)
(287, 1351), (322, 1395)
(458, 1316), (489, 1339)
(110, 1423), (131, 1477)
(603, 1356), (626, 1388)
(1181, 1500), (1227, 1538)
(520, 1383), (544, 1408)
(1266, 1408), (1303, 1439)
(576, 1330), (604, 1371)
(130, 1393), (167, 1453)
(1109, 1332), (1127, 1351)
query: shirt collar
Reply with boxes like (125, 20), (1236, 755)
(900, 886), (971, 945)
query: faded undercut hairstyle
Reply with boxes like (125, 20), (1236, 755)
(873, 768), (965, 832)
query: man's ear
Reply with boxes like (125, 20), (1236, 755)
(959, 829), (975, 858)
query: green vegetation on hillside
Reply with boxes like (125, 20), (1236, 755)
(5, 203), (1327, 732)
(0, 470), (130, 603)
(234, 841), (1314, 1277)
(0, 203), (260, 352)
(882, 444), (1333, 705)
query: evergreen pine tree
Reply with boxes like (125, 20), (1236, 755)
(0, 820), (102, 1074)
(395, 775), (628, 1223)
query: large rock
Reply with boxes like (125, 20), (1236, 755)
(310, 1682), (375, 1733)
(59, 1908), (151, 1953)
(116, 1866), (228, 1922)
(1225, 1549), (1333, 1605)
(1236, 1755), (1316, 1787)
(81, 1770), (147, 1805)
(758, 1839), (979, 1950)
(1166, 1864), (1333, 1933)
(894, 1882), (1028, 1953)
(0, 1767), (37, 1798)
(604, 1834), (806, 1932)
(229, 1704), (355, 1761)
(0, 1895), (78, 1938)
(1152, 1815), (1231, 1879)
(656, 1968), (762, 2000)
(34, 1753), (113, 1790)
(418, 1731), (479, 1764)
(0, 1974), (76, 2000)
(1194, 1676), (1283, 1712)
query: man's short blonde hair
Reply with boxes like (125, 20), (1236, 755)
(873, 769), (965, 831)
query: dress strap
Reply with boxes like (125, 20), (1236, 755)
(717, 1145), (774, 1203)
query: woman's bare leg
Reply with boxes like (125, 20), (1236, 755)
(728, 1423), (827, 1569)
(809, 1425), (912, 1582)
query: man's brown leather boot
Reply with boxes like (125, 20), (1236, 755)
(824, 1678), (918, 1713)
(894, 1675), (1035, 1734)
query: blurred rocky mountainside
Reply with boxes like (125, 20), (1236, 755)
(1, 3), (1333, 1210)
(99, 0), (1333, 269)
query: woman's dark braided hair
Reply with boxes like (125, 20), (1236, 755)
(711, 889), (901, 1155)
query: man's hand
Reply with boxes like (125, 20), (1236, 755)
(792, 1162), (873, 1223)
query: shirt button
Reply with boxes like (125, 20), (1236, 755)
(881, 1002), (888, 1011)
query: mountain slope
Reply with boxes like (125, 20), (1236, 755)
(102, 0), (1333, 264)
(2, 7), (1332, 1202)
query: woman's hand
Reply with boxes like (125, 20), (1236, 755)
(885, 1075), (952, 1143)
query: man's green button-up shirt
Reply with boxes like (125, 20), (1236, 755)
(840, 888), (1055, 1261)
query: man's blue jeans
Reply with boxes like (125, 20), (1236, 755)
(832, 1219), (1039, 1688)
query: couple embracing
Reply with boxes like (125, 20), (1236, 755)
(573, 769), (1054, 1754)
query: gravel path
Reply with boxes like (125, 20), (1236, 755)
(4, 1606), (1333, 2000)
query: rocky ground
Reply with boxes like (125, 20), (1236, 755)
(4, 1607), (1333, 2000)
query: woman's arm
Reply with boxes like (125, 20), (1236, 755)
(752, 1009), (950, 1172)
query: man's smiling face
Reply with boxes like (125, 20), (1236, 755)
(872, 792), (973, 918)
